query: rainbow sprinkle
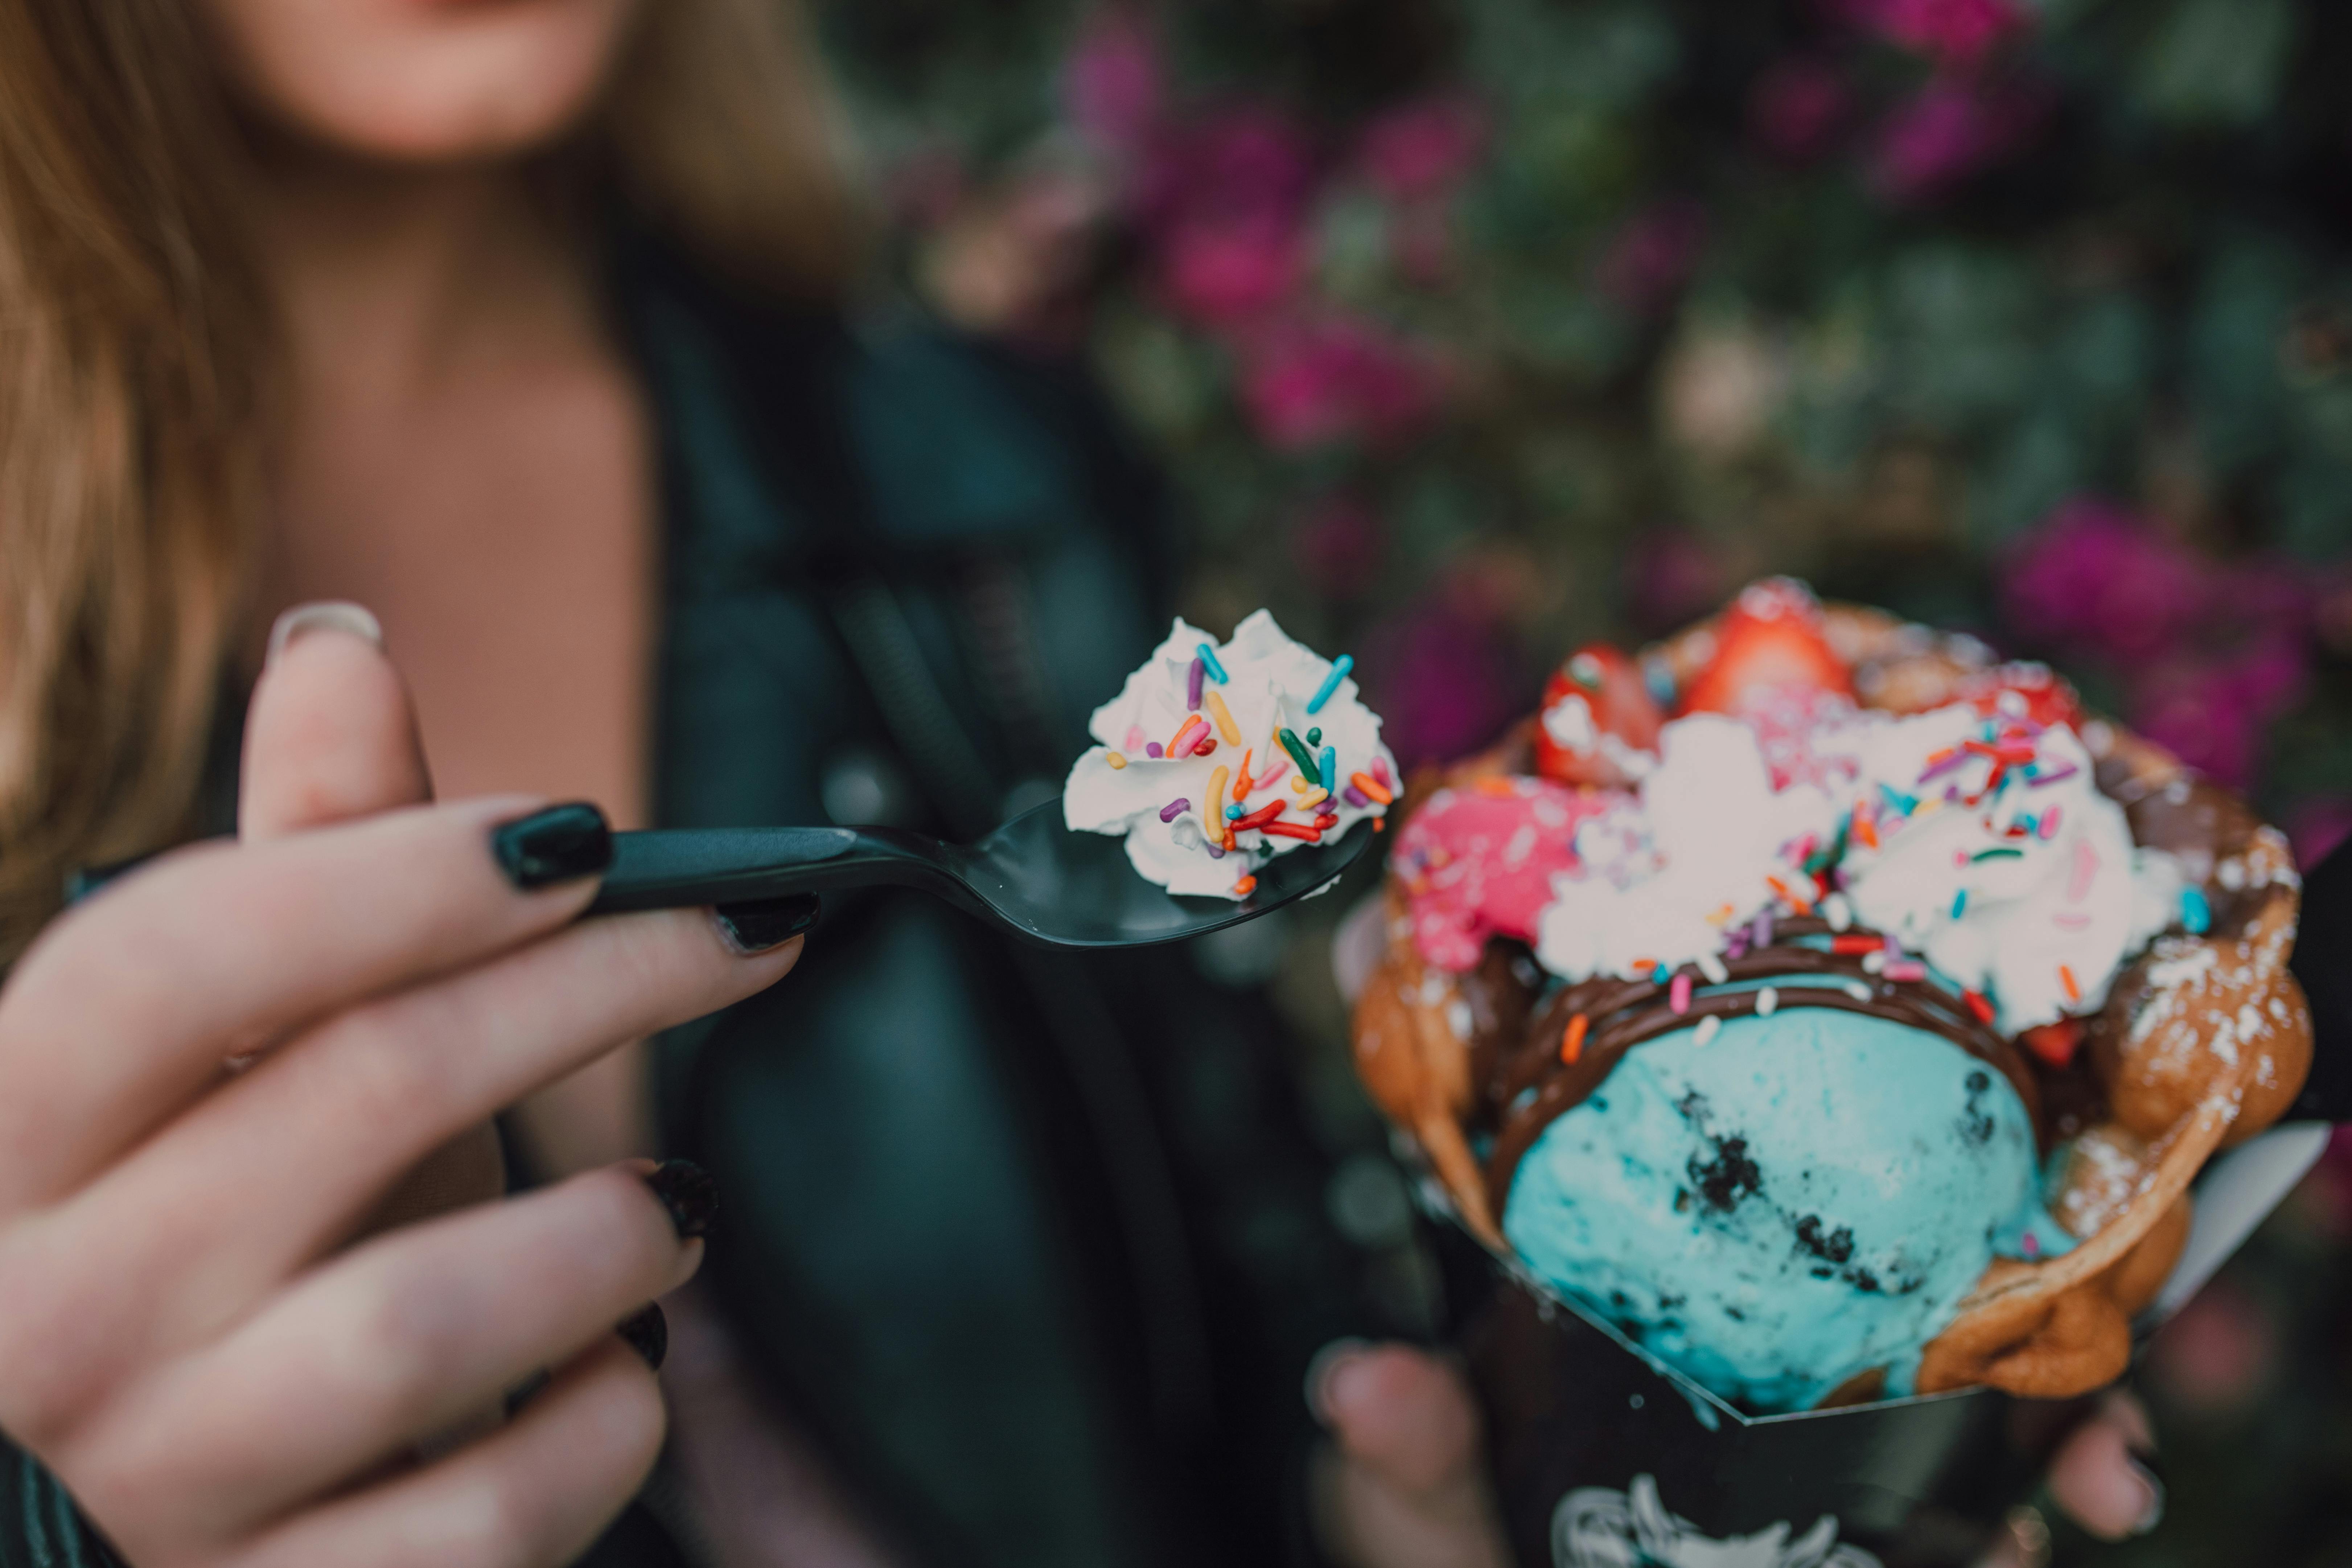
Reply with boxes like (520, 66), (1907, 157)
(1669, 973), (1693, 1014)
(1305, 654), (1353, 715)
(1950, 889), (1968, 918)
(1319, 744), (1337, 794)
(1692, 1015), (1721, 1047)
(1278, 726), (1320, 780)
(1561, 1013), (1589, 1064)
(2181, 885), (2212, 935)
(1187, 656), (1205, 711)
(1196, 642), (1229, 684)
(1204, 688), (1241, 746)
(1107, 752), (1127, 770)
(1159, 798), (1189, 823)
(1146, 742), (1164, 759)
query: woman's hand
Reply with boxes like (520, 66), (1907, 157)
(0, 606), (806, 1567)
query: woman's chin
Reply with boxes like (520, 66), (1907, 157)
(209, 0), (638, 165)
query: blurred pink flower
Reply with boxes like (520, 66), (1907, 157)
(1999, 499), (2211, 664)
(2130, 637), (2306, 788)
(1289, 493), (1385, 599)
(1062, 8), (1164, 152)
(1238, 318), (1443, 450)
(2144, 1277), (2274, 1420)
(1748, 57), (1851, 163)
(2288, 796), (2352, 872)
(1867, 79), (2040, 202)
(1362, 603), (1525, 766)
(1594, 198), (1708, 315)
(1140, 107), (1317, 229)
(1355, 95), (1487, 202)
(1857, 0), (2027, 70)
(1158, 213), (1307, 324)
(1141, 108), (1319, 324)
(2131, 663), (2270, 789)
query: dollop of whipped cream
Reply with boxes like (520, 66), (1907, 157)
(1531, 696), (2182, 1030)
(1535, 714), (1844, 980)
(1836, 705), (2181, 1033)
(1064, 611), (1395, 898)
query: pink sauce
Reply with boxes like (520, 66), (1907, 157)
(1394, 777), (1624, 971)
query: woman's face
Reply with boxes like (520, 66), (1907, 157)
(203, 0), (643, 163)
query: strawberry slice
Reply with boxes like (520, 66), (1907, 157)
(1677, 577), (1853, 716)
(1957, 662), (2084, 731)
(2021, 1017), (2084, 1069)
(1535, 643), (1662, 787)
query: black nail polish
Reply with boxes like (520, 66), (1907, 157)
(643, 1159), (719, 1241)
(713, 892), (821, 954)
(491, 803), (612, 890)
(616, 1304), (667, 1371)
(503, 1368), (551, 1416)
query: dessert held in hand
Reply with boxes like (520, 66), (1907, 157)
(1353, 579), (2311, 1412)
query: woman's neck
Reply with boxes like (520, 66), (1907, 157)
(249, 145), (597, 408)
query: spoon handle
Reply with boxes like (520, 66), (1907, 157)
(587, 826), (953, 915)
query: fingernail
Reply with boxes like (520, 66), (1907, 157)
(266, 601), (382, 666)
(2128, 1455), (2165, 1535)
(617, 1304), (668, 1371)
(713, 893), (821, 954)
(643, 1159), (719, 1240)
(1304, 1337), (1371, 1427)
(491, 803), (612, 890)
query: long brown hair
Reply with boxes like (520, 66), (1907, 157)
(0, 0), (854, 962)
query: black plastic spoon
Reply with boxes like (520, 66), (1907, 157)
(585, 801), (1377, 948)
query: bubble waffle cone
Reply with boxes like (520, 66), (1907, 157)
(1912, 726), (2310, 1397)
(1350, 592), (2314, 1407)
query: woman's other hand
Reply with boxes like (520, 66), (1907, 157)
(1310, 1341), (1511, 1568)
(0, 605), (805, 1566)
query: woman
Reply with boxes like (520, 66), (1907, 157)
(0, 1), (2162, 1563)
(0, 1), (1519, 1563)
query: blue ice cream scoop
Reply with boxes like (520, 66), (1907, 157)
(1501, 997), (2065, 1412)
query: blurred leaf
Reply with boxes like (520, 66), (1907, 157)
(1092, 310), (1223, 444)
(2135, 0), (2295, 128)
(1971, 411), (2086, 543)
(1313, 192), (1392, 305)
(2188, 235), (2306, 479)
(1882, 246), (2040, 434)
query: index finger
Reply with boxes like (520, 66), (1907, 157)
(0, 797), (611, 1213)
